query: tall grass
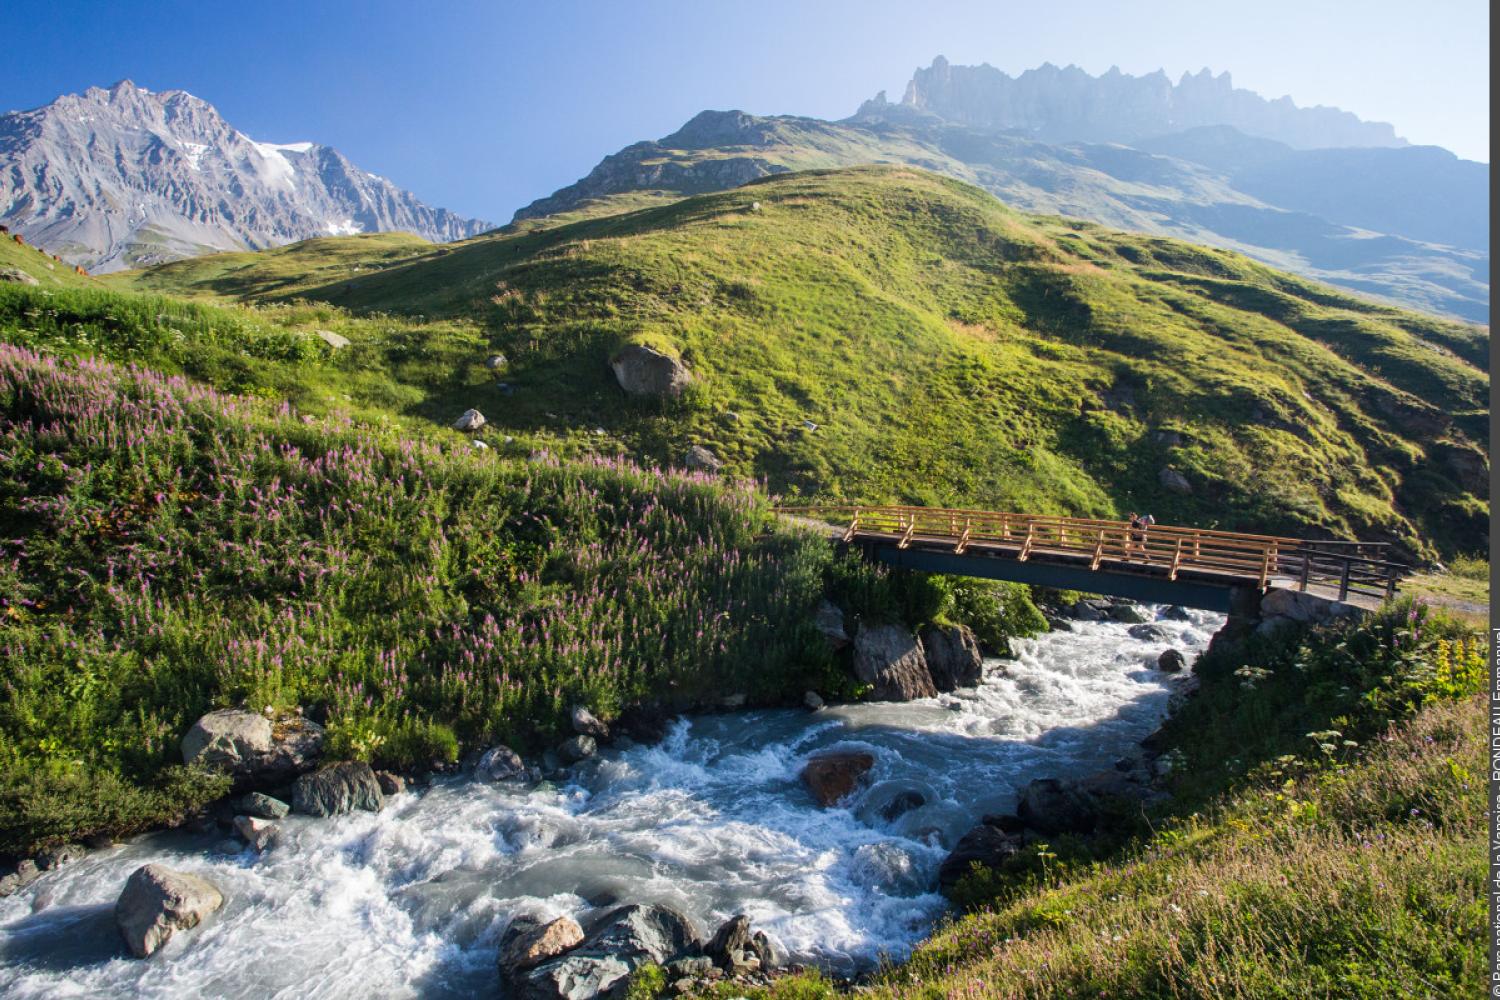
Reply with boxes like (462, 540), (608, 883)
(0, 344), (850, 852)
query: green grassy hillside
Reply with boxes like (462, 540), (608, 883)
(106, 167), (1487, 559)
(0, 235), (98, 289)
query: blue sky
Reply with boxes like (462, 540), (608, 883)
(1, 1), (1488, 222)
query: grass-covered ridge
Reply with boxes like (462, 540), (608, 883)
(106, 167), (1487, 559)
(0, 343), (859, 853)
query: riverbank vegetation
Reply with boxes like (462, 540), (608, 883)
(706, 600), (1485, 1000)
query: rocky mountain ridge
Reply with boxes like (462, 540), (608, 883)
(884, 57), (1407, 149)
(511, 59), (1487, 323)
(0, 81), (492, 271)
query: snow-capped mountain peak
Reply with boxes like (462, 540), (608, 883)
(0, 80), (492, 271)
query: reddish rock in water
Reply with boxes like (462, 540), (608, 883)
(800, 752), (875, 807)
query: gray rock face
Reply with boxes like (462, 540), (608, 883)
(682, 445), (722, 472)
(1157, 648), (1187, 672)
(571, 706), (611, 741)
(498, 914), (585, 979)
(519, 904), (699, 1000)
(558, 735), (597, 764)
(114, 864), (224, 958)
(453, 408), (486, 431)
(0, 265), (39, 284)
(233, 815), (277, 852)
(920, 624), (984, 691)
(1159, 467), (1193, 494)
(609, 344), (692, 397)
(939, 822), (1023, 891)
(181, 710), (272, 770)
(291, 761), (385, 817)
(814, 599), (850, 650)
(854, 624), (937, 701)
(180, 710), (324, 788)
(801, 751), (875, 807)
(1016, 777), (1100, 836)
(0, 80), (491, 272)
(477, 745), (527, 782)
(236, 792), (290, 819)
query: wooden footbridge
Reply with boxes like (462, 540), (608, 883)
(778, 505), (1407, 613)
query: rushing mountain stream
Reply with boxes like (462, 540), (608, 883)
(0, 609), (1221, 998)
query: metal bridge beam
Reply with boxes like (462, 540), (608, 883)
(869, 544), (1244, 613)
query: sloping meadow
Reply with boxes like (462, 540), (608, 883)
(0, 344), (842, 852)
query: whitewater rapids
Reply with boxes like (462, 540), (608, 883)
(0, 609), (1221, 998)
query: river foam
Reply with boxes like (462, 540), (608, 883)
(0, 608), (1221, 997)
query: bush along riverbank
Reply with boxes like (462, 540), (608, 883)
(674, 598), (1483, 1000)
(0, 343), (1047, 863)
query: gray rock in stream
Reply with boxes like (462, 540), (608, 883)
(478, 745), (528, 782)
(853, 624), (936, 701)
(518, 904), (700, 1000)
(291, 761), (384, 817)
(920, 624), (983, 691)
(114, 864), (224, 958)
(558, 736), (597, 764)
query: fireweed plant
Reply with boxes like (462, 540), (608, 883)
(0, 344), (887, 852)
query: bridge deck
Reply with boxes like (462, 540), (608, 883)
(779, 505), (1402, 613)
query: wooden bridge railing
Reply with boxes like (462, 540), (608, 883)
(776, 504), (1407, 601)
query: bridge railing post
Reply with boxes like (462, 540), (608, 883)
(1338, 559), (1351, 601)
(1298, 552), (1310, 592)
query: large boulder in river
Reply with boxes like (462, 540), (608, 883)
(181, 710), (323, 788)
(477, 745), (528, 782)
(853, 624), (937, 701)
(291, 761), (385, 817)
(115, 864), (223, 958)
(801, 751), (875, 807)
(1157, 648), (1187, 672)
(1128, 623), (1171, 642)
(920, 624), (983, 691)
(518, 904), (700, 1000)
(938, 823), (1024, 892)
(610, 343), (692, 397)
(499, 915), (585, 980)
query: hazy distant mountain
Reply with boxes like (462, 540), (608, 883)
(891, 57), (1407, 149)
(0, 81), (492, 271)
(513, 60), (1487, 323)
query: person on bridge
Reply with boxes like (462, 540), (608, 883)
(1126, 513), (1141, 560)
(1138, 512), (1157, 561)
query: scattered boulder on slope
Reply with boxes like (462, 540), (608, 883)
(453, 408), (486, 431)
(801, 751), (875, 807)
(315, 329), (350, 349)
(1159, 467), (1192, 494)
(291, 761), (385, 817)
(610, 343), (692, 397)
(115, 864), (224, 958)
(920, 624), (983, 691)
(682, 445), (722, 472)
(485, 353), (508, 370)
(0, 266), (39, 285)
(853, 624), (937, 701)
